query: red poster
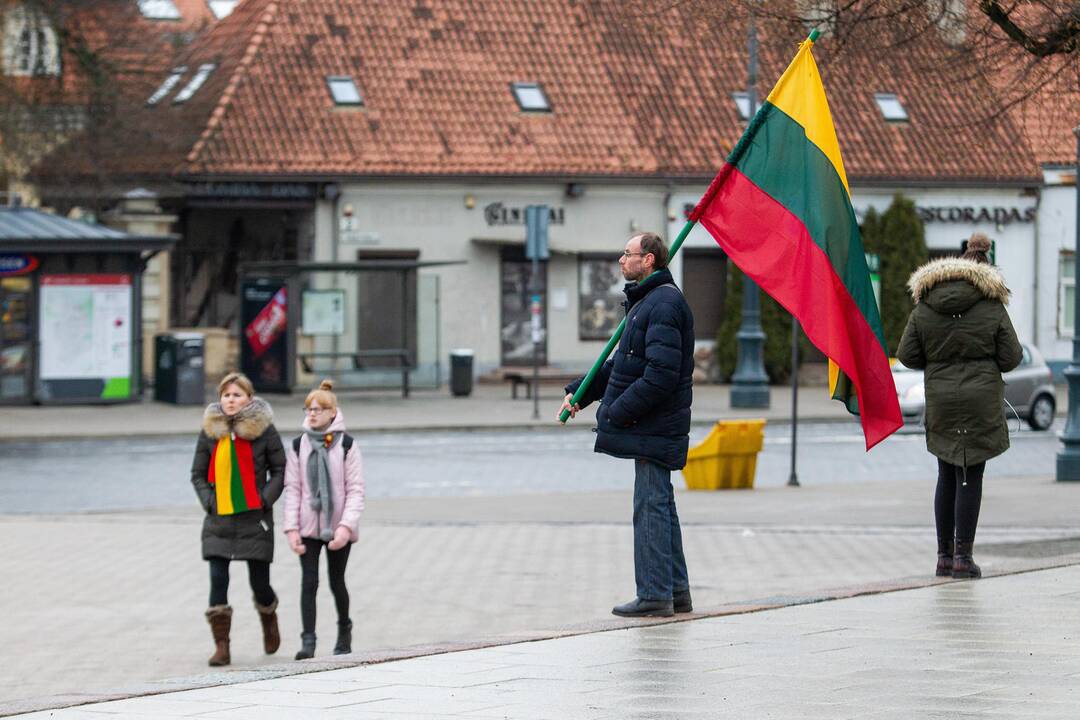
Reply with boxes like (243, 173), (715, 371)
(244, 288), (287, 359)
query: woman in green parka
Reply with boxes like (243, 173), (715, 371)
(897, 234), (1023, 580)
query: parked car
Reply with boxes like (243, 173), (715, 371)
(892, 343), (1057, 431)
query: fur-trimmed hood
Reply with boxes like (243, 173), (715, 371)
(907, 258), (1010, 313)
(202, 397), (274, 440)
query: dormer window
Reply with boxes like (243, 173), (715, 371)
(327, 76), (363, 106)
(147, 66), (186, 106)
(138, 0), (180, 20)
(874, 93), (909, 122)
(2, 4), (60, 77)
(731, 92), (753, 121)
(173, 63), (215, 103)
(207, 1), (239, 19)
(138, 0), (181, 20)
(511, 82), (551, 112)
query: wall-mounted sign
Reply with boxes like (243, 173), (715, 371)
(916, 206), (1035, 225)
(186, 182), (316, 200)
(485, 202), (565, 226)
(302, 289), (345, 335)
(0, 254), (38, 276)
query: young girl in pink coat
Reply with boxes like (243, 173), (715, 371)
(283, 379), (365, 659)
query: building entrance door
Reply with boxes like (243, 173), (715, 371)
(0, 276), (33, 402)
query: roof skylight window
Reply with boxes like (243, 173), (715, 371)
(731, 92), (754, 121)
(327, 76), (363, 106)
(173, 63), (215, 103)
(138, 0), (181, 20)
(207, 1), (239, 19)
(874, 93), (909, 122)
(511, 82), (551, 112)
(147, 66), (186, 106)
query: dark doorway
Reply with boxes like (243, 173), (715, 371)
(355, 249), (419, 366)
(500, 246), (547, 366)
(682, 248), (728, 341)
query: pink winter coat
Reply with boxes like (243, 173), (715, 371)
(283, 410), (365, 542)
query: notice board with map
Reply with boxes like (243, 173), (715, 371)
(38, 274), (134, 401)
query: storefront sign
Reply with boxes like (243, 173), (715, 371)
(0, 254), (38, 276)
(186, 182), (316, 200)
(484, 202), (565, 226)
(916, 206), (1036, 225)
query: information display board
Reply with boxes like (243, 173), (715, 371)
(38, 274), (133, 400)
(302, 289), (345, 336)
(240, 278), (291, 393)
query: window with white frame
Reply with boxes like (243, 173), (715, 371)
(2, 4), (61, 77)
(1060, 251), (1075, 338)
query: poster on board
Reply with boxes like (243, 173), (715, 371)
(240, 278), (290, 393)
(302, 289), (345, 336)
(38, 274), (133, 400)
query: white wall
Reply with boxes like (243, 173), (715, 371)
(315, 182), (668, 373)
(1036, 170), (1078, 368)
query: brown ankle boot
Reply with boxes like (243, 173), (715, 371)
(205, 605), (232, 666)
(952, 539), (982, 579)
(255, 597), (280, 654)
(936, 538), (953, 577)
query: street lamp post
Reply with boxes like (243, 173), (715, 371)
(731, 6), (770, 409)
(1056, 125), (1080, 482)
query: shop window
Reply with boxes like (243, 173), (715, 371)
(578, 255), (623, 341)
(1060, 251), (1075, 339)
(2, 4), (60, 77)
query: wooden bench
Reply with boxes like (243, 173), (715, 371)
(297, 349), (413, 398)
(500, 368), (582, 400)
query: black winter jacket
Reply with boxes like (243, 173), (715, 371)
(567, 268), (694, 470)
(190, 398), (286, 563)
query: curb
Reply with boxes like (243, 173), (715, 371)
(5, 554), (1079, 717)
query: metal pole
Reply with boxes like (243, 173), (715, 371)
(789, 316), (800, 486)
(731, 3), (770, 409)
(531, 256), (541, 420)
(1056, 126), (1080, 481)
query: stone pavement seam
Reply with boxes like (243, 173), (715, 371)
(7, 554), (1079, 719)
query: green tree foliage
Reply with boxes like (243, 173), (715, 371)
(864, 195), (929, 353)
(715, 262), (814, 385)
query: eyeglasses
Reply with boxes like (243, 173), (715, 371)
(621, 251), (648, 258)
(303, 406), (331, 414)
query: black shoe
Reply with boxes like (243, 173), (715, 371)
(952, 540), (981, 579)
(673, 590), (693, 614)
(294, 632), (316, 660)
(333, 620), (352, 655)
(612, 597), (674, 617)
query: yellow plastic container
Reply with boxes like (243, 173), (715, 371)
(681, 419), (766, 490)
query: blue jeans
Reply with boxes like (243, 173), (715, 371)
(633, 459), (689, 601)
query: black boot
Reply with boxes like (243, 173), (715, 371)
(294, 632), (316, 660)
(673, 589), (693, 614)
(952, 539), (981, 579)
(936, 538), (953, 577)
(333, 620), (353, 655)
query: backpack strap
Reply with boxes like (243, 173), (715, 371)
(294, 434), (353, 456)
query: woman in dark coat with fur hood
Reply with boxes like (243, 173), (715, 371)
(190, 372), (286, 666)
(897, 234), (1023, 581)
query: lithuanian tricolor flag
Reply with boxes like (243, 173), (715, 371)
(208, 435), (262, 515)
(690, 33), (902, 450)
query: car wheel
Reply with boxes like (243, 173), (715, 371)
(1028, 394), (1055, 431)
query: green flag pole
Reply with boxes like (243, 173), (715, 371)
(559, 219), (698, 423)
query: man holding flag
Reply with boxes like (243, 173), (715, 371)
(560, 231), (695, 618)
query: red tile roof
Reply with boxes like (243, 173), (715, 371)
(49, 0), (1054, 184)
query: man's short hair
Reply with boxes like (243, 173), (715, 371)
(635, 232), (669, 269)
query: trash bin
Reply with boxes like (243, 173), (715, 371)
(449, 349), (474, 397)
(681, 419), (766, 490)
(154, 332), (206, 405)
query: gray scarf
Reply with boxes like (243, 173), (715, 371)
(304, 428), (339, 541)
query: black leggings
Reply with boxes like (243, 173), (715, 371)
(208, 557), (276, 607)
(299, 538), (352, 634)
(935, 459), (985, 544)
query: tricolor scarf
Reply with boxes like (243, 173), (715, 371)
(208, 434), (263, 515)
